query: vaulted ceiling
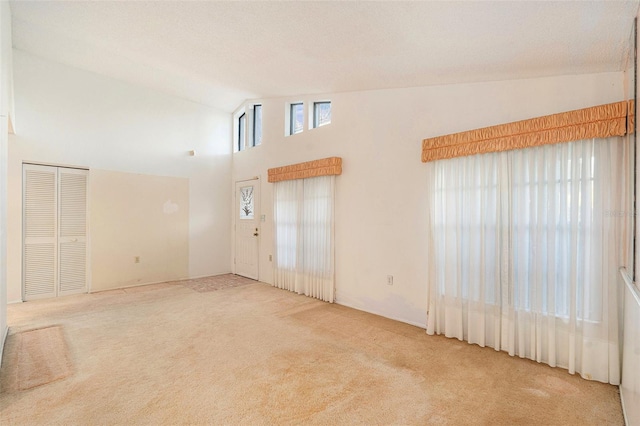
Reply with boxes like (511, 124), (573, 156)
(10, 1), (640, 112)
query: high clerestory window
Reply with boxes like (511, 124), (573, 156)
(290, 103), (304, 135)
(253, 104), (262, 147)
(235, 104), (262, 152)
(238, 112), (246, 152)
(313, 101), (331, 128)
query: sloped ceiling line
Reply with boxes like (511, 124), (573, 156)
(10, 1), (640, 112)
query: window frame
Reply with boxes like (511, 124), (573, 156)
(252, 104), (262, 147)
(290, 102), (304, 135)
(237, 112), (246, 152)
(313, 101), (331, 128)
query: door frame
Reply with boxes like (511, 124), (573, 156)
(233, 176), (260, 280)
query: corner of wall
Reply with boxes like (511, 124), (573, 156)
(0, 325), (7, 367)
(0, 0), (13, 368)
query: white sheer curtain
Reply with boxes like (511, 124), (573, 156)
(426, 137), (631, 384)
(273, 175), (335, 302)
(273, 179), (302, 294)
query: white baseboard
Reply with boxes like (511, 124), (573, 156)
(91, 279), (180, 293)
(335, 299), (426, 330)
(90, 272), (234, 294)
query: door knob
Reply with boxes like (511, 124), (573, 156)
(253, 232), (259, 236)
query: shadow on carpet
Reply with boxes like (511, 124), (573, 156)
(0, 325), (73, 392)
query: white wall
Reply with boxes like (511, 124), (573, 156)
(7, 50), (232, 302)
(0, 1), (13, 364)
(90, 170), (190, 292)
(232, 72), (625, 327)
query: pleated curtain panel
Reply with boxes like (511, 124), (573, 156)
(268, 158), (341, 303)
(423, 101), (634, 384)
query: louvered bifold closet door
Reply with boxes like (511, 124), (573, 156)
(58, 168), (88, 296)
(23, 165), (58, 300)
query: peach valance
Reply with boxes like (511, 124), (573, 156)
(268, 157), (342, 183)
(422, 100), (635, 163)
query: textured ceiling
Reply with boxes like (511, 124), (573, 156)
(10, 1), (640, 112)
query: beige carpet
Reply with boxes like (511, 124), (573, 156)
(0, 275), (624, 425)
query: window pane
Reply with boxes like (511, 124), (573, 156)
(290, 103), (303, 135)
(239, 185), (254, 219)
(314, 102), (331, 128)
(238, 113), (246, 151)
(253, 105), (262, 146)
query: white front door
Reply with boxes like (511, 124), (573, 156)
(235, 179), (259, 280)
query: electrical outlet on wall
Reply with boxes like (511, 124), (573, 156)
(387, 275), (393, 286)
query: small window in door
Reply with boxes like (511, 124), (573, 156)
(239, 186), (254, 219)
